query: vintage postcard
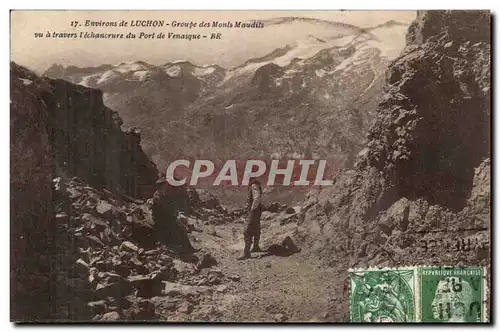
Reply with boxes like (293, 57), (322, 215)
(10, 10), (491, 323)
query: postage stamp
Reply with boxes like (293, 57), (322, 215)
(349, 266), (487, 323)
(419, 267), (487, 322)
(349, 267), (417, 322)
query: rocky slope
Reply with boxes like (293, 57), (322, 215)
(294, 10), (490, 300)
(45, 175), (234, 321)
(11, 62), (158, 320)
(10, 63), (228, 321)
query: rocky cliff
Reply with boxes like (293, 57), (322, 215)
(13, 62), (159, 199)
(11, 62), (161, 320)
(297, 9), (490, 293)
(11, 64), (54, 321)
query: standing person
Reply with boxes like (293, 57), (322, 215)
(238, 178), (263, 260)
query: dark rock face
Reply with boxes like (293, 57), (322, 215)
(152, 187), (194, 253)
(43, 78), (158, 199)
(9, 63), (168, 321)
(406, 10), (490, 46)
(10, 64), (54, 321)
(12, 62), (159, 200)
(45, 63), (114, 78)
(251, 63), (284, 93)
(298, 9), (490, 300)
(193, 189), (222, 210)
(366, 10), (491, 211)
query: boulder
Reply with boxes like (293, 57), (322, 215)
(100, 311), (120, 321)
(194, 189), (221, 210)
(87, 300), (107, 315)
(195, 253), (218, 270)
(96, 200), (114, 217)
(121, 241), (139, 252)
(228, 275), (240, 282)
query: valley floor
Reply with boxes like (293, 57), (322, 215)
(166, 217), (348, 323)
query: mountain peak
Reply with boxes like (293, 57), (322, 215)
(116, 61), (151, 67)
(44, 63), (66, 77)
(170, 59), (195, 66)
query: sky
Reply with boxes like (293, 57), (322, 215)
(11, 10), (416, 72)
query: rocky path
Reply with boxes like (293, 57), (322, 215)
(48, 176), (349, 322)
(176, 216), (348, 323)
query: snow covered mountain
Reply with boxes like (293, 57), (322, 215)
(44, 20), (410, 172)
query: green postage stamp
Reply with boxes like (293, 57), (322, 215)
(349, 266), (487, 323)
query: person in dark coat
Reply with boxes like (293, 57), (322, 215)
(238, 178), (263, 260)
(152, 177), (193, 253)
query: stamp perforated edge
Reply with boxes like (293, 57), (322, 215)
(482, 266), (488, 322)
(348, 266), (418, 272)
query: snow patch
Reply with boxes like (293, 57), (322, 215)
(333, 47), (368, 72)
(315, 69), (326, 78)
(328, 35), (356, 47)
(193, 66), (215, 76)
(272, 35), (351, 67)
(18, 78), (33, 86)
(133, 70), (149, 81)
(115, 62), (147, 74)
(366, 25), (408, 58)
(97, 70), (119, 84)
(222, 34), (356, 84)
(164, 65), (182, 77)
(223, 62), (266, 83)
(79, 74), (100, 87)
